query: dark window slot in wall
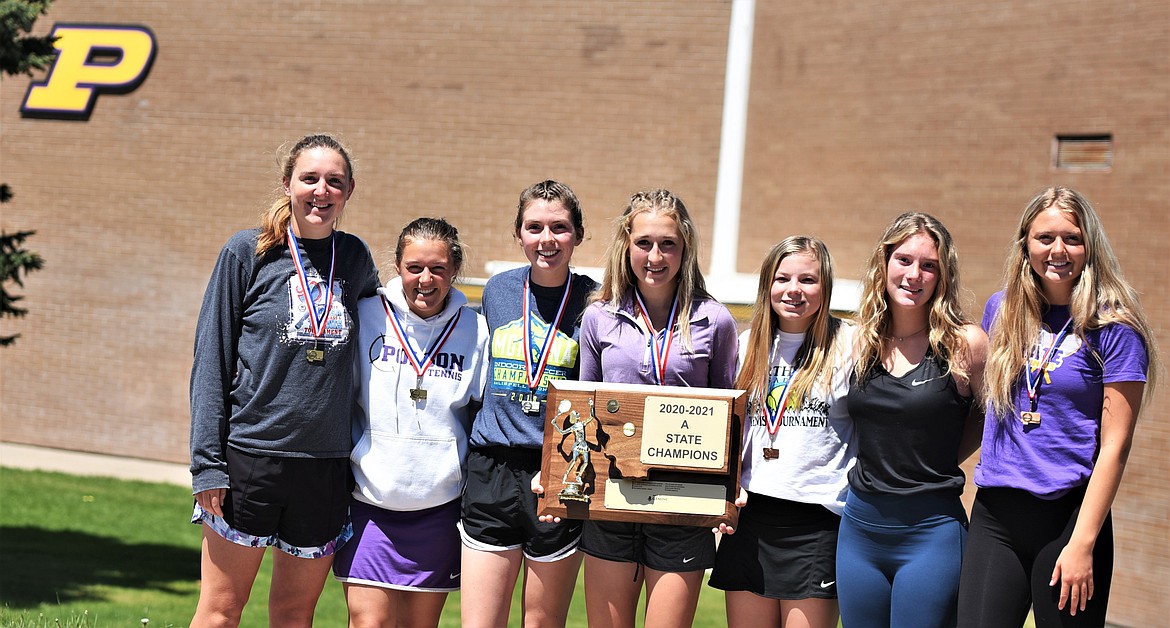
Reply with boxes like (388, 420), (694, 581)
(1053, 134), (1112, 171)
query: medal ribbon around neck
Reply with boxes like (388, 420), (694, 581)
(633, 289), (680, 386)
(763, 361), (801, 437)
(523, 271), (573, 392)
(286, 226), (336, 339)
(382, 297), (462, 385)
(1024, 317), (1073, 410)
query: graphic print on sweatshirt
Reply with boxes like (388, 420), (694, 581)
(488, 316), (579, 397)
(366, 335), (468, 382)
(284, 273), (351, 344)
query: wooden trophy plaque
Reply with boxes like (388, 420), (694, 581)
(538, 380), (746, 528)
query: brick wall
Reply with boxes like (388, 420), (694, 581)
(1, 1), (1165, 624)
(741, 2), (1168, 625)
(0, 0), (733, 460)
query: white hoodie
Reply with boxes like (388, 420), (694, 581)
(350, 277), (490, 511)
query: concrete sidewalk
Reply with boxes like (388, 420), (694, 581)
(1, 442), (190, 487)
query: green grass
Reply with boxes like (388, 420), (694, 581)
(0, 467), (730, 627)
(1, 467), (207, 627)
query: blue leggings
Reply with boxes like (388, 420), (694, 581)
(836, 490), (968, 628)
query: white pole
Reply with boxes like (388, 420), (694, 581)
(708, 0), (756, 279)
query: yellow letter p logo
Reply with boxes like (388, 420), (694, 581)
(22, 24), (157, 121)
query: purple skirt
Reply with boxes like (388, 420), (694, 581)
(332, 497), (462, 592)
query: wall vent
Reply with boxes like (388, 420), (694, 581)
(1053, 134), (1112, 171)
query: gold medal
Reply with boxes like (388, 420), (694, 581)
(1020, 411), (1041, 425)
(306, 348), (324, 363)
(408, 375), (428, 401)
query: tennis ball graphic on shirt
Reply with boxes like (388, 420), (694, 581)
(766, 380), (790, 413)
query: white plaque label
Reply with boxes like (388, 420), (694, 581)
(639, 396), (728, 469)
(603, 479), (726, 516)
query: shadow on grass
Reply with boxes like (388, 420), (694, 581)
(0, 525), (200, 607)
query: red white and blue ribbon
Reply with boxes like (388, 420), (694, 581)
(1024, 317), (1073, 411)
(287, 226), (335, 339)
(523, 272), (573, 391)
(633, 289), (680, 386)
(763, 362), (800, 437)
(382, 296), (462, 383)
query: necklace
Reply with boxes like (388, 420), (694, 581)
(1020, 317), (1073, 425)
(888, 325), (927, 342)
(518, 270), (573, 415)
(286, 226), (336, 363)
(382, 296), (462, 402)
(633, 288), (680, 386)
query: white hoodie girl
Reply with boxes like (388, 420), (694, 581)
(350, 276), (490, 511)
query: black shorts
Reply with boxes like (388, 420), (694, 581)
(459, 446), (581, 561)
(580, 520), (716, 573)
(708, 492), (840, 599)
(219, 446), (351, 549)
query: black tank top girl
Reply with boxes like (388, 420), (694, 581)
(847, 350), (972, 496)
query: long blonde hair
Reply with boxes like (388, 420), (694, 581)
(593, 189), (709, 351)
(737, 236), (843, 408)
(854, 212), (971, 384)
(984, 187), (1160, 416)
(256, 134), (354, 257)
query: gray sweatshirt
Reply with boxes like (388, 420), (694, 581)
(189, 228), (379, 494)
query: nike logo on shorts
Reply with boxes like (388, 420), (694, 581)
(450, 572), (461, 580)
(820, 580), (835, 588)
(682, 557), (696, 564)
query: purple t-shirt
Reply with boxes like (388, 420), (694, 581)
(974, 291), (1148, 498)
(579, 297), (738, 388)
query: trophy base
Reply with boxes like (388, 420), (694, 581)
(558, 492), (591, 504)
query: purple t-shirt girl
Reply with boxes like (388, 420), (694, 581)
(974, 291), (1148, 498)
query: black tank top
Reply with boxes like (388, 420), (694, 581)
(847, 351), (972, 496)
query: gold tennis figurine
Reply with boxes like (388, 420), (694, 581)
(551, 398), (597, 503)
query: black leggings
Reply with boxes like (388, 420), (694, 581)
(957, 487), (1113, 628)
